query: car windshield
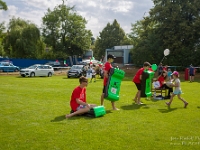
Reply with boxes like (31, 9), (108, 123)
(28, 65), (38, 69)
(71, 65), (83, 69)
(0, 62), (13, 66)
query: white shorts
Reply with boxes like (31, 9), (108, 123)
(173, 89), (182, 95)
(76, 105), (86, 111)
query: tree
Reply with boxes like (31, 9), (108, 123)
(42, 1), (92, 59)
(0, 0), (7, 56)
(3, 17), (45, 58)
(130, 0), (200, 66)
(0, 0), (7, 10)
(150, 0), (200, 66)
(94, 19), (126, 59)
(129, 19), (163, 65)
(0, 22), (6, 56)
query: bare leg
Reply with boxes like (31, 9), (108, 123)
(166, 93), (175, 106)
(66, 107), (90, 118)
(137, 90), (142, 105)
(101, 93), (105, 106)
(177, 95), (188, 108)
(111, 102), (119, 110)
(94, 76), (96, 82)
(133, 91), (138, 103)
(66, 104), (96, 118)
(192, 76), (194, 82)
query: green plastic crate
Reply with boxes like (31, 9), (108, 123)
(104, 68), (125, 101)
(92, 106), (106, 117)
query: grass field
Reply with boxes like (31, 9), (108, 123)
(0, 74), (200, 150)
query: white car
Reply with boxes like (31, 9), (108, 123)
(20, 64), (54, 77)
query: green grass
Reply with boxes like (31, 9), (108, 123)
(0, 75), (200, 150)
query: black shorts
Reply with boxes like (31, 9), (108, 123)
(135, 83), (141, 90)
(189, 74), (194, 76)
(102, 86), (106, 93)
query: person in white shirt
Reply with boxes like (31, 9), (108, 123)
(166, 71), (188, 108)
(90, 66), (96, 83)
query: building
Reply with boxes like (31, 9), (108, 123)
(83, 50), (93, 60)
(105, 45), (133, 64)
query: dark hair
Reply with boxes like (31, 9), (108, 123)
(161, 71), (167, 79)
(143, 62), (151, 67)
(107, 54), (115, 59)
(79, 76), (88, 83)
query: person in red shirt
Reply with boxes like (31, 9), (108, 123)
(157, 71), (173, 98)
(163, 65), (168, 72)
(65, 76), (96, 118)
(100, 54), (119, 110)
(132, 62), (151, 105)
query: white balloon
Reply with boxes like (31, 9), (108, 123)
(164, 49), (170, 56)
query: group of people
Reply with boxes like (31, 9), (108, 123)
(133, 62), (188, 108)
(66, 55), (189, 118)
(66, 54), (118, 118)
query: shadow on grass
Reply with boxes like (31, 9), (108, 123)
(121, 103), (148, 110)
(51, 110), (112, 121)
(197, 106), (200, 109)
(158, 107), (177, 113)
(16, 76), (48, 78)
(51, 115), (66, 122)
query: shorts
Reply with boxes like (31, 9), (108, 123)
(173, 89), (182, 95)
(135, 83), (141, 90)
(102, 86), (106, 93)
(189, 74), (194, 76)
(76, 105), (86, 111)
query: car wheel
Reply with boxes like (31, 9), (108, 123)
(21, 75), (25, 77)
(0, 69), (3, 72)
(48, 72), (52, 77)
(68, 76), (70, 78)
(14, 69), (18, 72)
(30, 72), (35, 77)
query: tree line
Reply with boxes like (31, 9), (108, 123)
(0, 0), (200, 67)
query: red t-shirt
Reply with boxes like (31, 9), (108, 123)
(103, 62), (112, 86)
(132, 68), (144, 83)
(157, 76), (165, 87)
(70, 86), (86, 111)
(163, 67), (167, 71)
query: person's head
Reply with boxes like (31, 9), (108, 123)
(161, 70), (167, 77)
(168, 68), (171, 71)
(79, 76), (88, 87)
(107, 54), (115, 63)
(171, 71), (179, 78)
(143, 61), (151, 70)
(160, 63), (163, 66)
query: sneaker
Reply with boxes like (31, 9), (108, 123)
(137, 102), (144, 105)
(184, 102), (188, 108)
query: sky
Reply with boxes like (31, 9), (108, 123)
(0, 0), (154, 38)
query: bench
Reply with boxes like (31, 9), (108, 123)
(152, 87), (168, 97)
(151, 78), (168, 97)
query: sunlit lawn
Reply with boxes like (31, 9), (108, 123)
(0, 74), (200, 150)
